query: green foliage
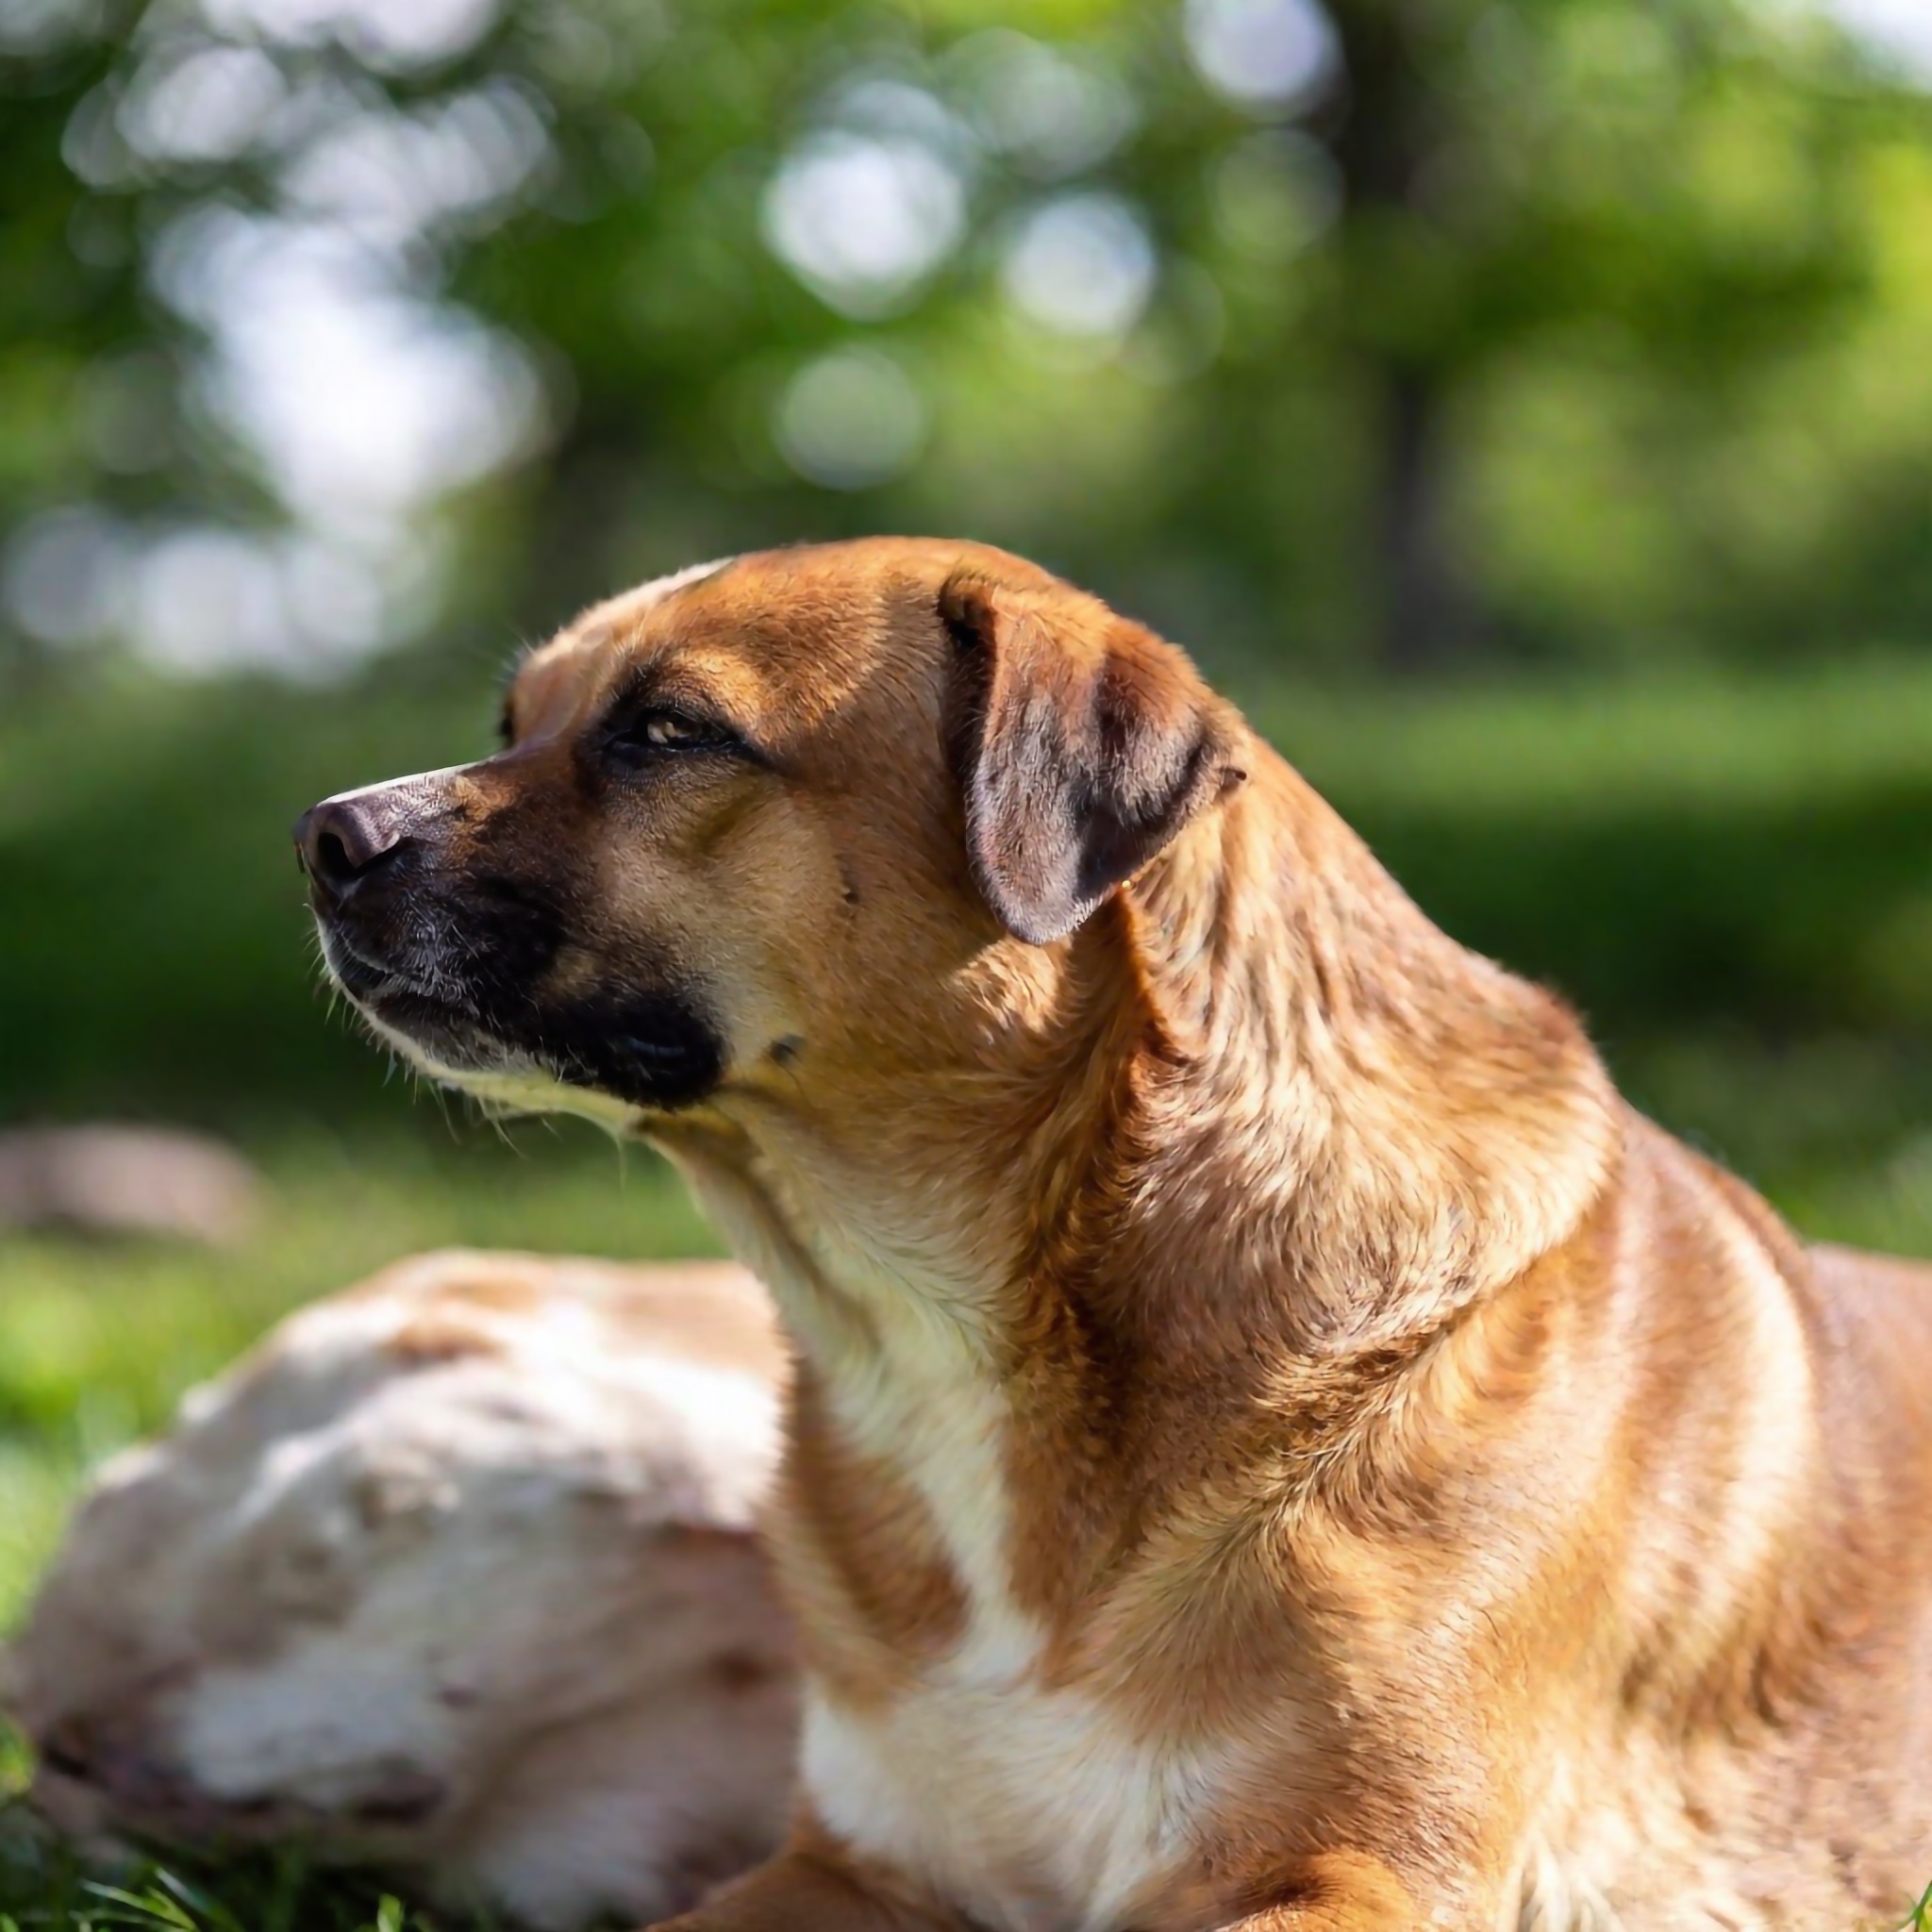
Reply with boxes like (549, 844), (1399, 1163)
(2, 0), (1931, 674)
(0, 666), (495, 1124)
(0, 1810), (461, 1931)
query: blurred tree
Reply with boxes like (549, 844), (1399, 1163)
(0, 0), (1928, 680)
(1324, 0), (1474, 668)
(1312, 0), (1889, 664)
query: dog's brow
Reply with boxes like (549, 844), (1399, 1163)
(605, 657), (719, 726)
(601, 656), (778, 768)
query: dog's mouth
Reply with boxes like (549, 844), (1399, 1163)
(310, 898), (726, 1114)
(313, 913), (504, 1070)
(317, 921), (442, 1007)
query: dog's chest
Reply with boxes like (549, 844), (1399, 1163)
(805, 1674), (1228, 1932)
(790, 1288), (1227, 1928)
(710, 1185), (1236, 1926)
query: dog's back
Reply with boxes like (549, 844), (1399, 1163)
(1504, 1127), (1932, 1927)
(1787, 1240), (1932, 1845)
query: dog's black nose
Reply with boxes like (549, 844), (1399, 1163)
(294, 794), (408, 898)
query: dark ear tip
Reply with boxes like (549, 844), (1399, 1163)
(938, 572), (996, 654)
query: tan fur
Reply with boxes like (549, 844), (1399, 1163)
(302, 540), (1932, 1931)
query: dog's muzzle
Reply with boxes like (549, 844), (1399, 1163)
(294, 774), (726, 1110)
(294, 791), (411, 908)
(294, 776), (475, 1008)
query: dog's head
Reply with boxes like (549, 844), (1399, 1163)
(296, 540), (1247, 1124)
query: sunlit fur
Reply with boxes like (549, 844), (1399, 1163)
(313, 540), (1932, 1931)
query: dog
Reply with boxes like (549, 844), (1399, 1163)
(294, 538), (1932, 1930)
(8, 1248), (797, 1930)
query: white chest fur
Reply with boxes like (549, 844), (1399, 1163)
(805, 1677), (1232, 1932)
(763, 1222), (1225, 1922)
(675, 1141), (1237, 1928)
(800, 1292), (1227, 1929)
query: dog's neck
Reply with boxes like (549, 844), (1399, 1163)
(649, 745), (1624, 1659)
(1113, 747), (1623, 1350)
(660, 741), (1618, 1383)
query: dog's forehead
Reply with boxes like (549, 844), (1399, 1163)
(583, 555), (742, 638)
(510, 558), (741, 723)
(509, 537), (1066, 742)
(518, 544), (940, 729)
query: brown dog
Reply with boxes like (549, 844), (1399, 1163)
(296, 540), (1932, 1932)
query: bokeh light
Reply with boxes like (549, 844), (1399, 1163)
(774, 346), (928, 491)
(1183, 0), (1338, 113)
(1002, 192), (1158, 341)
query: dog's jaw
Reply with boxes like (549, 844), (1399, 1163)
(314, 905), (728, 1124)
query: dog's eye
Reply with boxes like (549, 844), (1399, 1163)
(641, 712), (715, 749)
(608, 707), (739, 759)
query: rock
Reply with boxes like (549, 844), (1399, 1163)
(0, 1125), (262, 1245)
(6, 1248), (798, 1930)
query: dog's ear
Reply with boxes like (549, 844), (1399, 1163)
(940, 567), (1247, 945)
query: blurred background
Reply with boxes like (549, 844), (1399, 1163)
(3, 0), (1932, 1790)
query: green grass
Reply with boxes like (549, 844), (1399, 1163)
(0, 1815), (456, 1932)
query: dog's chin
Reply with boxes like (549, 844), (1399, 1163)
(317, 926), (725, 1125)
(318, 930), (503, 1077)
(372, 1019), (657, 1135)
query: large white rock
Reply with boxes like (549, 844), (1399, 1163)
(7, 1248), (798, 1929)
